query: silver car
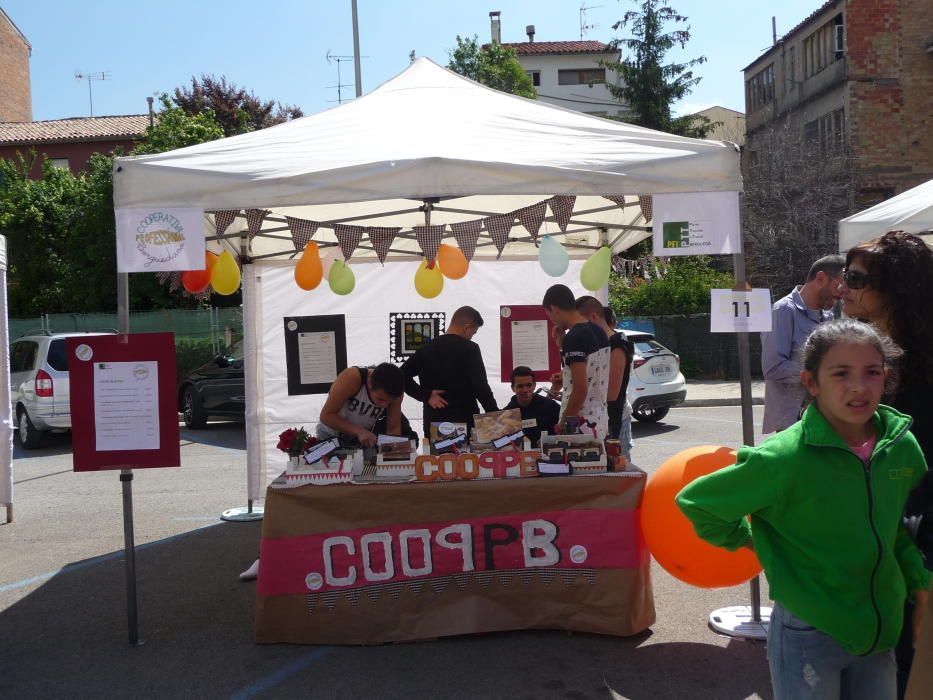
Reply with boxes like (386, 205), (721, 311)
(9, 331), (115, 449)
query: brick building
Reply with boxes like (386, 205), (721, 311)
(0, 6), (31, 122)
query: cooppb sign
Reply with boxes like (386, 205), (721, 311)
(257, 508), (641, 596)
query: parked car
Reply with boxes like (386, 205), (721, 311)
(9, 331), (117, 449)
(178, 339), (246, 428)
(620, 329), (687, 423)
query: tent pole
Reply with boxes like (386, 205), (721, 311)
(0, 236), (12, 524)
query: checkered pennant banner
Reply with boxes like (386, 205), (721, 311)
(516, 201), (548, 245)
(157, 270), (182, 293)
(483, 214), (515, 259)
(245, 209), (271, 240)
(285, 216), (320, 251)
(638, 195), (653, 222)
(548, 196), (576, 233)
(449, 220), (482, 261)
(603, 195), (627, 210)
(209, 210), (239, 239)
(367, 226), (401, 265)
(413, 225), (446, 264)
(333, 224), (365, 261)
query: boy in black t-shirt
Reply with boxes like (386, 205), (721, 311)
(504, 366), (560, 447)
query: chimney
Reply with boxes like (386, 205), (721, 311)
(526, 24), (535, 42)
(490, 11), (501, 44)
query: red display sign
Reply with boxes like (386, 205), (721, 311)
(499, 305), (561, 382)
(68, 333), (180, 472)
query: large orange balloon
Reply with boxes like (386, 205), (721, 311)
(294, 241), (324, 291)
(181, 251), (214, 293)
(641, 445), (762, 588)
(436, 243), (468, 279)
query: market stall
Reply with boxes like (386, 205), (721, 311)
(838, 177), (933, 250)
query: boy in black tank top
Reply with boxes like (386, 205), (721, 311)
(317, 363), (405, 447)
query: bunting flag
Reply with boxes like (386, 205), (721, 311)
(210, 210), (239, 239)
(285, 216), (320, 251)
(156, 271), (171, 285)
(368, 227), (401, 265)
(413, 225), (446, 264)
(245, 209), (271, 240)
(168, 271), (181, 293)
(516, 201), (548, 245)
(638, 196), (653, 222)
(450, 220), (482, 262)
(548, 196), (576, 233)
(483, 214), (515, 259)
(334, 224), (365, 261)
(603, 196), (627, 210)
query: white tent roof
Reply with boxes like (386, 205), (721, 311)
(839, 178), (933, 251)
(113, 58), (741, 260)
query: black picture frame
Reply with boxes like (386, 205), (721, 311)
(283, 314), (348, 395)
(389, 312), (445, 364)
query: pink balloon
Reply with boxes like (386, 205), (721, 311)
(320, 247), (342, 280)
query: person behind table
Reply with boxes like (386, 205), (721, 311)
(317, 363), (404, 447)
(401, 305), (498, 437)
(503, 366), (560, 447)
(542, 284), (610, 439)
(677, 320), (929, 700)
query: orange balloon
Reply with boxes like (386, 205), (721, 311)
(181, 252), (214, 294)
(641, 445), (762, 588)
(294, 241), (324, 291)
(436, 243), (468, 279)
(205, 250), (218, 272)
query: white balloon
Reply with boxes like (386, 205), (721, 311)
(320, 247), (342, 280)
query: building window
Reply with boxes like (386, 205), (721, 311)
(804, 108), (846, 152)
(49, 158), (70, 170)
(803, 14), (844, 79)
(557, 68), (606, 86)
(745, 63), (774, 112)
(526, 70), (541, 87)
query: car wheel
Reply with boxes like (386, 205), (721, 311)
(633, 406), (670, 423)
(18, 408), (44, 449)
(183, 386), (207, 429)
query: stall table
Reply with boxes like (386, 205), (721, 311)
(256, 472), (655, 645)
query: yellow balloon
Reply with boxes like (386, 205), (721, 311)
(295, 241), (324, 291)
(436, 243), (468, 280)
(211, 249), (241, 295)
(414, 259), (444, 298)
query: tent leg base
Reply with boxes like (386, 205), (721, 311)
(708, 605), (771, 641)
(221, 504), (264, 522)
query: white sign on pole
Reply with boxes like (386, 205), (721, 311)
(710, 289), (773, 333)
(115, 207), (205, 272)
(652, 191), (742, 257)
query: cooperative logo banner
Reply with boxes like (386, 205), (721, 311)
(651, 191), (741, 257)
(115, 207), (205, 272)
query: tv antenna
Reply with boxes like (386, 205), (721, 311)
(579, 3), (603, 40)
(325, 50), (367, 104)
(74, 70), (110, 116)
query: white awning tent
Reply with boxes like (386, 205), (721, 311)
(839, 178), (933, 251)
(112, 58), (742, 500)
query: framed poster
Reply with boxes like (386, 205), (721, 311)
(68, 332), (180, 472)
(499, 305), (561, 382)
(389, 312), (445, 364)
(284, 315), (348, 395)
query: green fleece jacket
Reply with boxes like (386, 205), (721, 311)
(676, 403), (930, 656)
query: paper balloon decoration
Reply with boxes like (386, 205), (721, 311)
(580, 246), (611, 291)
(436, 243), (468, 280)
(641, 445), (762, 588)
(320, 247), (341, 281)
(211, 250), (241, 296)
(538, 235), (569, 277)
(329, 259), (355, 295)
(295, 241), (324, 291)
(414, 259), (444, 298)
(181, 252), (213, 293)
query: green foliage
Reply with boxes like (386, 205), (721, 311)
(602, 0), (714, 138)
(610, 256), (733, 316)
(132, 95), (224, 155)
(174, 337), (217, 382)
(447, 35), (537, 99)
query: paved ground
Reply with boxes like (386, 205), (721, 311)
(1, 407), (773, 700)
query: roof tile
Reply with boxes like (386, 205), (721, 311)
(497, 40), (615, 56)
(0, 115), (149, 144)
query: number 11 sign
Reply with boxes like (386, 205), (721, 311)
(710, 289), (773, 333)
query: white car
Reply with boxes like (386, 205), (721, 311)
(620, 329), (687, 423)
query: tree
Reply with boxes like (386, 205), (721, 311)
(447, 35), (537, 98)
(603, 0), (713, 138)
(132, 96), (224, 155)
(172, 75), (304, 137)
(609, 256), (733, 317)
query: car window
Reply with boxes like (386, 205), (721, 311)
(225, 339), (244, 361)
(633, 340), (668, 356)
(47, 339), (69, 372)
(10, 341), (39, 373)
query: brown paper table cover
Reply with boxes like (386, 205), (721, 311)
(255, 473), (655, 645)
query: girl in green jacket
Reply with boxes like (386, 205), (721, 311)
(677, 320), (929, 700)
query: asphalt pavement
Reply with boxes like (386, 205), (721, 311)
(1, 407), (773, 700)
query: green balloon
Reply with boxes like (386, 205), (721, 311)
(329, 260), (356, 295)
(580, 246), (611, 291)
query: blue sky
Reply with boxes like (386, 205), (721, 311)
(4, 0), (825, 121)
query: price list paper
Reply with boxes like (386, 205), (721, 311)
(93, 361), (160, 451)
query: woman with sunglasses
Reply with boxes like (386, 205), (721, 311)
(840, 229), (933, 698)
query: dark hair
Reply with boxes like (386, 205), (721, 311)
(370, 362), (404, 397)
(575, 295), (604, 319)
(510, 366), (535, 386)
(802, 319), (901, 398)
(542, 284), (576, 311)
(806, 254), (845, 282)
(604, 306), (618, 328)
(846, 230), (933, 385)
(451, 306), (484, 328)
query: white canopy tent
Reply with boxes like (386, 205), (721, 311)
(839, 178), (933, 251)
(112, 58), (742, 500)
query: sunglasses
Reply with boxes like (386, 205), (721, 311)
(842, 268), (875, 290)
